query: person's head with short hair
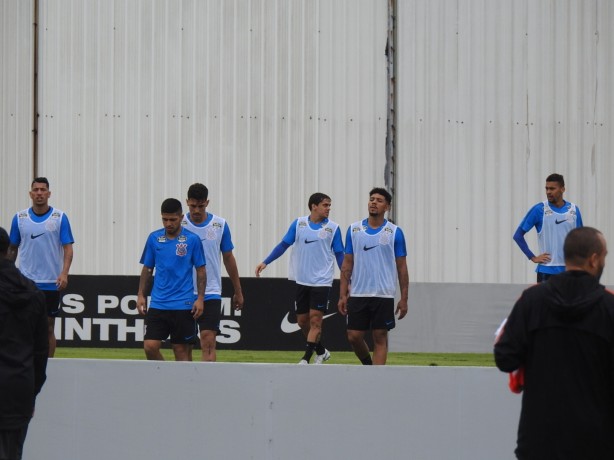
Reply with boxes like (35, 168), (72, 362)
(545, 174), (566, 207)
(186, 183), (210, 224)
(187, 183), (208, 202)
(564, 227), (608, 280)
(160, 198), (184, 237)
(368, 187), (392, 220)
(31, 177), (50, 188)
(308, 193), (332, 222)
(308, 193), (331, 211)
(30, 177), (51, 209)
(369, 187), (392, 204)
(0, 227), (9, 257)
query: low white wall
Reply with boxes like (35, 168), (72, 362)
(25, 359), (521, 460)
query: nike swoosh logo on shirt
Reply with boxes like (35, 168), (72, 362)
(555, 219), (567, 224)
(280, 312), (337, 333)
(305, 239), (318, 244)
(31, 233), (45, 239)
(363, 245), (378, 251)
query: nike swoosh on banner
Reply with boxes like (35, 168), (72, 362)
(31, 233), (45, 239)
(280, 312), (337, 334)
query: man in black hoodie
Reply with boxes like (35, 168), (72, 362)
(0, 227), (48, 460)
(495, 226), (614, 460)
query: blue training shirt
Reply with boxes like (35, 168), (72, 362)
(140, 227), (206, 310)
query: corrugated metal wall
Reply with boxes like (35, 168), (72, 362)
(2, 0), (613, 285)
(0, 0), (34, 221)
(32, 0), (387, 276)
(396, 0), (614, 283)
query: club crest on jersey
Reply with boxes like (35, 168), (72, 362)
(298, 221), (308, 228)
(178, 235), (187, 243)
(352, 227), (362, 233)
(207, 228), (217, 240)
(18, 212), (28, 219)
(51, 211), (61, 219)
(213, 222), (222, 229)
(176, 243), (188, 256)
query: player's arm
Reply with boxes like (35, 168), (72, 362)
(7, 215), (20, 262)
(137, 266), (153, 315)
(255, 221), (296, 276)
(57, 243), (73, 290)
(223, 251), (244, 310)
(513, 205), (550, 263)
(193, 265), (206, 319)
(331, 227), (345, 269)
(395, 256), (409, 320)
(255, 241), (291, 276)
(576, 207), (583, 227)
(338, 253), (353, 316)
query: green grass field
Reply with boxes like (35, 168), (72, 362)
(55, 347), (495, 366)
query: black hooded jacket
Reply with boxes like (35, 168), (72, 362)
(494, 270), (614, 460)
(0, 258), (48, 430)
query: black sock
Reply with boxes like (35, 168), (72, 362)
(360, 355), (373, 365)
(302, 342), (317, 362)
(315, 342), (326, 355)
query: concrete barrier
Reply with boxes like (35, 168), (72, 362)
(25, 359), (521, 460)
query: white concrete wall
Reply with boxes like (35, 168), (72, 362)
(24, 359), (521, 460)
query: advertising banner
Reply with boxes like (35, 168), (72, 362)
(57, 276), (353, 351)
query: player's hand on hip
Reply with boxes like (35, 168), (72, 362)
(531, 253), (551, 264)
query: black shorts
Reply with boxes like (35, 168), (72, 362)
(197, 299), (221, 334)
(346, 297), (395, 331)
(42, 290), (62, 317)
(295, 284), (330, 315)
(144, 308), (198, 344)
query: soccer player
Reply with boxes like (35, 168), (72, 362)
(180, 183), (244, 362)
(337, 187), (409, 365)
(136, 198), (206, 361)
(8, 177), (74, 357)
(495, 227), (614, 459)
(513, 173), (583, 282)
(255, 193), (344, 364)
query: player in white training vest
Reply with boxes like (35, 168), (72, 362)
(8, 177), (74, 357)
(338, 188), (409, 365)
(513, 173), (583, 282)
(255, 193), (344, 365)
(180, 183), (243, 362)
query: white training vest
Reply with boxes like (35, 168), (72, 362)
(538, 201), (578, 268)
(288, 216), (338, 287)
(15, 208), (65, 284)
(349, 220), (398, 298)
(182, 214), (226, 295)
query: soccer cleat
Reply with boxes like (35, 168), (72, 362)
(298, 359), (309, 365)
(313, 349), (331, 365)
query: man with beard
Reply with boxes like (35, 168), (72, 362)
(513, 173), (583, 282)
(495, 227), (614, 459)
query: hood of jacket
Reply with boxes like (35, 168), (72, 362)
(545, 270), (605, 321)
(0, 259), (40, 311)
